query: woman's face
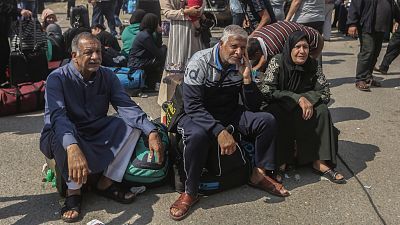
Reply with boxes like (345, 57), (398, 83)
(291, 38), (309, 65)
(45, 15), (56, 24)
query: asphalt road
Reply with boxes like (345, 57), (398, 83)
(0, 1), (399, 224)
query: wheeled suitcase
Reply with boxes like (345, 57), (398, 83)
(69, 5), (90, 28)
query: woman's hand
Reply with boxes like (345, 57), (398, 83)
(298, 97), (313, 120)
(184, 6), (201, 17)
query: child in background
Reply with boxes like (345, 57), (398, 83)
(186, 0), (202, 36)
(41, 8), (58, 30)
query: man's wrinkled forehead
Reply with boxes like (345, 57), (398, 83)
(225, 35), (247, 47)
(78, 38), (101, 51)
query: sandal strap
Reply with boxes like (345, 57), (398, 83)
(97, 183), (135, 203)
(170, 193), (198, 211)
(323, 169), (340, 180)
(61, 194), (82, 214)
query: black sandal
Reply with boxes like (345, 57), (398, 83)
(60, 194), (82, 223)
(314, 168), (347, 184)
(96, 183), (135, 204)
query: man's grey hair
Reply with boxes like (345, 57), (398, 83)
(220, 25), (248, 43)
(71, 32), (100, 54)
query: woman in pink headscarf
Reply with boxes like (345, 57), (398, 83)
(41, 8), (58, 30)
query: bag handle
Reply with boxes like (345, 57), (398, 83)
(33, 17), (38, 51)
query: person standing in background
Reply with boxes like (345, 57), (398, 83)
(376, 22), (400, 75)
(285, 0), (325, 34)
(270, 0), (287, 21)
(0, 0), (32, 85)
(323, 0), (335, 41)
(230, 0), (245, 26)
(114, 0), (124, 36)
(347, 0), (397, 91)
(20, 0), (37, 17)
(157, 0), (205, 106)
(66, 0), (76, 20)
(90, 0), (117, 36)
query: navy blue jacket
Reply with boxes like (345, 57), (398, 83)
(183, 44), (262, 137)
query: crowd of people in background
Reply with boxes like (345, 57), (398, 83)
(0, 0), (400, 223)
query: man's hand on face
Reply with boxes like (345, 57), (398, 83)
(148, 131), (164, 165)
(67, 144), (89, 185)
(217, 130), (237, 155)
(239, 51), (252, 84)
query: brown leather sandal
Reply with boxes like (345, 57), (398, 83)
(248, 175), (290, 197)
(355, 81), (371, 92)
(169, 193), (200, 221)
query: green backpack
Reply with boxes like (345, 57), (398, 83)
(123, 122), (170, 186)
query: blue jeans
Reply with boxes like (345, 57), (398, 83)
(92, 1), (117, 36)
(231, 13), (245, 26)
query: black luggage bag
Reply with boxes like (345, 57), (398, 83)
(171, 130), (251, 195)
(9, 18), (48, 86)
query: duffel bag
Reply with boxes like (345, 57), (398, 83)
(172, 128), (251, 195)
(0, 81), (45, 116)
(123, 122), (170, 187)
(107, 67), (145, 90)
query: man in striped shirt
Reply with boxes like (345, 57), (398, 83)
(247, 21), (324, 72)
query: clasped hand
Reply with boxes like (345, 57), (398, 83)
(217, 129), (237, 155)
(298, 96), (313, 120)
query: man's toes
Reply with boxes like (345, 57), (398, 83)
(63, 210), (78, 219)
(171, 207), (183, 217)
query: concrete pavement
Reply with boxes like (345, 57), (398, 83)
(0, 1), (399, 224)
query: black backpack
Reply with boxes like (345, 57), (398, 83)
(69, 5), (90, 29)
(101, 46), (128, 67)
(48, 33), (66, 61)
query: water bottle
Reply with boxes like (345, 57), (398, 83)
(127, 0), (137, 14)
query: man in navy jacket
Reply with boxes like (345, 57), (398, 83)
(169, 25), (289, 221)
